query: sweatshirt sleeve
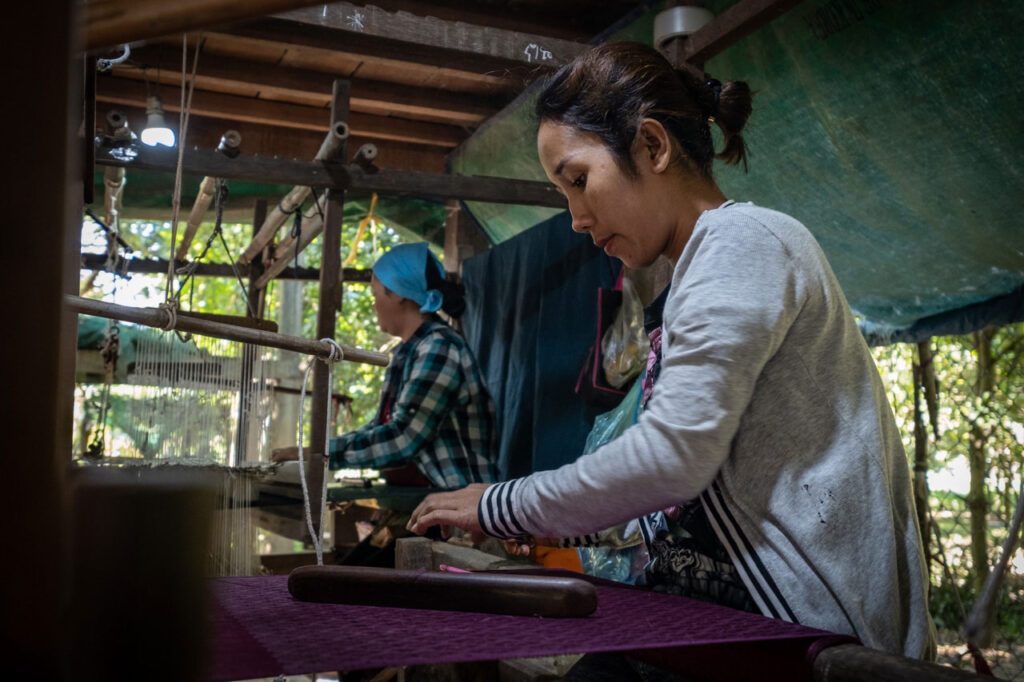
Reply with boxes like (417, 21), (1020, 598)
(479, 214), (810, 540)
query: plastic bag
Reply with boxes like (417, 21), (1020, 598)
(577, 379), (648, 584)
(600, 277), (649, 389)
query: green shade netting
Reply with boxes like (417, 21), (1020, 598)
(449, 0), (1024, 331)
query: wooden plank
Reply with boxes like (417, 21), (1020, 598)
(117, 46), (506, 127)
(666, 0), (808, 69)
(233, 1), (586, 75)
(200, 31), (513, 95)
(79, 253), (373, 283)
(347, 166), (566, 209)
(96, 75), (465, 147)
(94, 144), (567, 208)
(82, 0), (328, 51)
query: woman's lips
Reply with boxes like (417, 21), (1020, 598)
(594, 235), (613, 249)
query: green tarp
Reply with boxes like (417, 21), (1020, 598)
(449, 0), (1024, 334)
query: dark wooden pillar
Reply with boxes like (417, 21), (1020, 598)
(2, 0), (76, 676)
(443, 199), (490, 277)
(309, 80), (350, 539)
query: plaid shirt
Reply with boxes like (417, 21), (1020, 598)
(329, 318), (498, 488)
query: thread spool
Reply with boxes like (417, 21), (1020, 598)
(654, 5), (715, 49)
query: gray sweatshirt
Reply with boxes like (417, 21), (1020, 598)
(479, 202), (936, 659)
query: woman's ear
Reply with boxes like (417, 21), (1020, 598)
(635, 118), (673, 174)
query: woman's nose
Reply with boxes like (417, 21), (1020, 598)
(568, 200), (592, 233)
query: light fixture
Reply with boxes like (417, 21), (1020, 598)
(141, 95), (175, 147)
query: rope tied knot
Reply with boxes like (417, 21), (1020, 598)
(320, 338), (344, 364)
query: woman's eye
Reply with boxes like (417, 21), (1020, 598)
(571, 174), (586, 189)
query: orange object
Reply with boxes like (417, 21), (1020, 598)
(533, 546), (583, 573)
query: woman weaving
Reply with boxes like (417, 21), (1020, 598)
(277, 242), (498, 489)
(407, 41), (935, 664)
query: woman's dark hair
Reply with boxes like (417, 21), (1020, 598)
(535, 41), (752, 178)
(425, 257), (466, 319)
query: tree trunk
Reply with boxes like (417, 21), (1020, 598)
(968, 327), (996, 595)
(912, 340), (934, 572)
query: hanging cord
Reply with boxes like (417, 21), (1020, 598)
(296, 339), (345, 565)
(96, 44), (131, 72)
(172, 181), (258, 319)
(165, 34), (202, 304)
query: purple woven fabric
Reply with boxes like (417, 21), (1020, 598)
(205, 574), (853, 681)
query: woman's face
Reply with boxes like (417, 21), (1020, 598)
(370, 274), (405, 336)
(537, 121), (671, 268)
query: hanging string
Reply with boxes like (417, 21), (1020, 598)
(165, 34), (203, 304)
(296, 338), (345, 565)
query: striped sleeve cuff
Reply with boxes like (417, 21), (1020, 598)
(477, 479), (529, 539)
(557, 534), (601, 548)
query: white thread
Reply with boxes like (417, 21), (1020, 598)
(296, 338), (345, 565)
(158, 302), (178, 331)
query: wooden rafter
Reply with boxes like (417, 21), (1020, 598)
(93, 143), (567, 208)
(229, 2), (587, 75)
(95, 76), (465, 147)
(114, 46), (509, 127)
(340, 0), (637, 42)
(82, 0), (328, 51)
(663, 0), (808, 72)
(90, 108), (448, 172)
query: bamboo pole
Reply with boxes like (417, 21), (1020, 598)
(238, 122), (349, 265)
(176, 175), (218, 260)
(255, 213), (325, 289)
(66, 295), (388, 367)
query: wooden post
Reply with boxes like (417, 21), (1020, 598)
(308, 80), (350, 544)
(3, 0), (74, 676)
(443, 199), (490, 277)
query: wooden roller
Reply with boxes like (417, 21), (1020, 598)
(288, 565), (598, 618)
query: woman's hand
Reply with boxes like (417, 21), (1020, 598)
(271, 446), (300, 463)
(407, 483), (490, 538)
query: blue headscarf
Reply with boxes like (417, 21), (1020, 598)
(373, 242), (446, 314)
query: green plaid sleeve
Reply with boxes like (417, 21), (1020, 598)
(329, 332), (461, 470)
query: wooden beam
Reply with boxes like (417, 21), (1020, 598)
(663, 0), (808, 70)
(94, 106), (448, 173)
(79, 253), (373, 283)
(96, 75), (465, 147)
(231, 2), (587, 75)
(116, 46), (507, 127)
(94, 143), (567, 208)
(82, 0), (328, 51)
(342, 0), (598, 42)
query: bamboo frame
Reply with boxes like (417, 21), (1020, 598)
(66, 295), (388, 367)
(238, 122), (349, 265)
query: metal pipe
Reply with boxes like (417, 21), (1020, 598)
(66, 294), (388, 367)
(239, 121), (350, 265)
